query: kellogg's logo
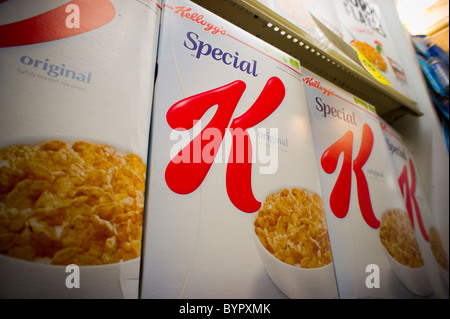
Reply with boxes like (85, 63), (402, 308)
(173, 6), (227, 35)
(342, 0), (386, 38)
(0, 0), (116, 48)
(302, 77), (335, 96)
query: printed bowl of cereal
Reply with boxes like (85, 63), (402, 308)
(379, 209), (433, 296)
(351, 40), (388, 72)
(0, 139), (146, 298)
(429, 227), (450, 286)
(253, 188), (337, 299)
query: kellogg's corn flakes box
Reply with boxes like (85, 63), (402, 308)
(255, 0), (340, 41)
(252, 0), (362, 67)
(299, 0), (342, 38)
(255, 0), (275, 10)
(302, 69), (435, 298)
(270, 0), (321, 38)
(380, 120), (449, 298)
(334, 0), (412, 96)
(0, 0), (162, 298)
(140, 0), (338, 299)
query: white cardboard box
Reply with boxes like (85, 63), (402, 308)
(333, 0), (414, 98)
(0, 0), (161, 298)
(140, 0), (338, 299)
(303, 68), (435, 298)
(380, 119), (449, 298)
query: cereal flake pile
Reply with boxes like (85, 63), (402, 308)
(254, 188), (332, 268)
(429, 226), (449, 272)
(0, 140), (145, 265)
(379, 209), (424, 268)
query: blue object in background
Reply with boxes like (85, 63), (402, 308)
(413, 34), (449, 153)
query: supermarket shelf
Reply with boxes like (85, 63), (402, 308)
(191, 0), (423, 123)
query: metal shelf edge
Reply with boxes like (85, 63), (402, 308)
(190, 0), (423, 123)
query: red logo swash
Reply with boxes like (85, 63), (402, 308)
(165, 77), (285, 213)
(0, 0), (115, 47)
(321, 124), (380, 229)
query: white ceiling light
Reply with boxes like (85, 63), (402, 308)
(396, 0), (440, 24)
(396, 0), (449, 35)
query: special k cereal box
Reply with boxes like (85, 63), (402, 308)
(380, 120), (449, 298)
(140, 0), (338, 299)
(302, 69), (435, 298)
(0, 0), (162, 298)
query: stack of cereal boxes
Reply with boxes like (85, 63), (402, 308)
(1, 0), (446, 299)
(302, 69), (442, 298)
(139, 0), (446, 299)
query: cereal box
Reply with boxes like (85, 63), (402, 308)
(380, 120), (449, 298)
(255, 0), (276, 10)
(256, 0), (340, 52)
(140, 0), (338, 299)
(334, 0), (413, 96)
(253, 0), (366, 67)
(0, 0), (162, 298)
(270, 0), (321, 37)
(303, 69), (434, 298)
(299, 0), (342, 39)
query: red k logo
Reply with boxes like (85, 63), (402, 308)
(165, 77), (285, 213)
(0, 0), (115, 48)
(321, 124), (380, 229)
(398, 159), (429, 241)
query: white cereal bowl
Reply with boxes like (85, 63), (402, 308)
(383, 249), (434, 297)
(254, 231), (337, 299)
(0, 138), (144, 298)
(0, 253), (141, 299)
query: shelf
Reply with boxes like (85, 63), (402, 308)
(191, 0), (423, 123)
